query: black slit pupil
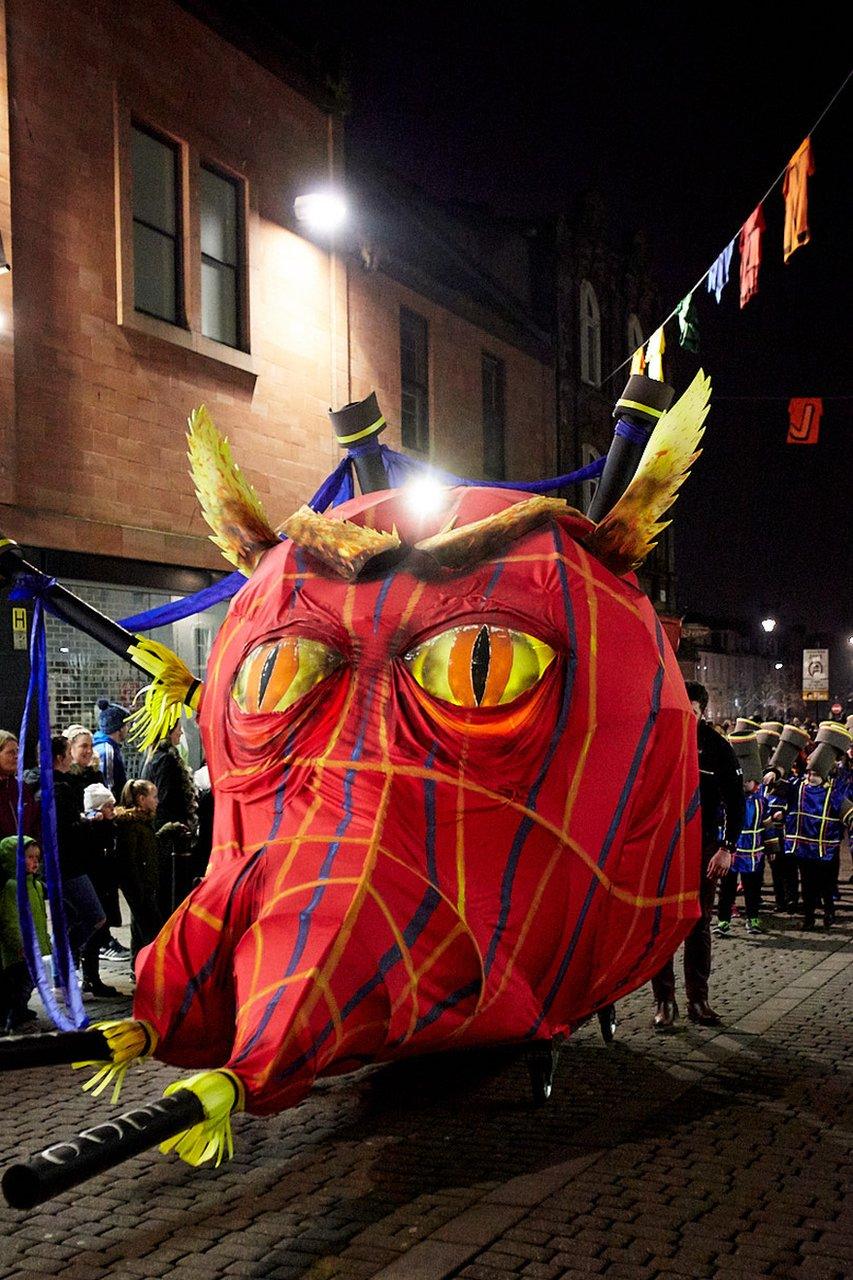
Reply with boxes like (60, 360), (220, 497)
(258, 644), (281, 706)
(471, 627), (490, 705)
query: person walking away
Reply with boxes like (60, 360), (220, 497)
(0, 836), (49, 1033)
(0, 731), (38, 840)
(92, 699), (130, 801)
(651, 682), (745, 1030)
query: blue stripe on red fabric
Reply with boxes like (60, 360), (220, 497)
(483, 528), (576, 977)
(167, 733), (296, 1038)
(424, 741), (438, 887)
(232, 678), (379, 1063)
(620, 785), (701, 988)
(526, 617), (667, 1035)
(373, 575), (395, 634)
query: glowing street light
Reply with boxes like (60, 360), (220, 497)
(294, 190), (347, 235)
(775, 662), (783, 670)
(761, 618), (777, 633)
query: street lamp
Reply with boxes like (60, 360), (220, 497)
(775, 662), (783, 670)
(761, 618), (777, 633)
(294, 190), (347, 235)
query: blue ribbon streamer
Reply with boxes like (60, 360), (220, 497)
(13, 590), (88, 1030)
(614, 417), (653, 446)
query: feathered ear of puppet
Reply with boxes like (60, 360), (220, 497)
(585, 369), (711, 575)
(186, 406), (280, 575)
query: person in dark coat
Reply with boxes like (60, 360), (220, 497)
(114, 780), (169, 963)
(141, 724), (198, 915)
(43, 736), (106, 973)
(65, 724), (129, 962)
(92, 700), (130, 800)
(651, 682), (745, 1030)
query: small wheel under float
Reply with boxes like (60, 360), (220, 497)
(526, 1035), (564, 1106)
(596, 1003), (617, 1043)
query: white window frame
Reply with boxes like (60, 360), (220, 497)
(581, 441), (601, 515)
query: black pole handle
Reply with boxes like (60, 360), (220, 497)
(0, 535), (138, 661)
(3, 1090), (205, 1209)
(0, 1029), (111, 1071)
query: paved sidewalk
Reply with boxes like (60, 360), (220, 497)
(1, 873), (851, 1280)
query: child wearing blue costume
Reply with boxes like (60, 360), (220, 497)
(716, 728), (775, 936)
(766, 721), (853, 931)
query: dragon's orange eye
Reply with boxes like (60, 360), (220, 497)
(232, 637), (343, 714)
(403, 625), (555, 708)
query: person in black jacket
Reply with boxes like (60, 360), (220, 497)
(141, 724), (198, 915)
(44, 736), (107, 966)
(651, 682), (745, 1030)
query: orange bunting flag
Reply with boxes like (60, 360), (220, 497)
(787, 397), (823, 444)
(783, 137), (815, 262)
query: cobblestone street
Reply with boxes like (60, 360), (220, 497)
(1, 872), (851, 1280)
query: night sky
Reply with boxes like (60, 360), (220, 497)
(240, 6), (851, 644)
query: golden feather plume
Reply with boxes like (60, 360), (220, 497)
(585, 369), (711, 575)
(186, 406), (279, 575)
(125, 636), (203, 750)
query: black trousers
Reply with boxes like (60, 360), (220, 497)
(717, 866), (762, 921)
(771, 853), (800, 909)
(652, 843), (717, 1005)
(799, 859), (834, 922)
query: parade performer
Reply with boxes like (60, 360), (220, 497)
(715, 730), (777, 936)
(1, 371), (712, 1206)
(768, 722), (853, 930)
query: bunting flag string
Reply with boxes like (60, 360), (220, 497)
(615, 68), (851, 433)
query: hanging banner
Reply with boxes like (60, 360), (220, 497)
(802, 648), (829, 701)
(787, 397), (823, 444)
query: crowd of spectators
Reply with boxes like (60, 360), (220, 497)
(0, 698), (213, 1033)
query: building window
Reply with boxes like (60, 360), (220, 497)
(581, 442), (601, 514)
(579, 280), (601, 386)
(482, 352), (506, 479)
(131, 124), (183, 325)
(400, 307), (429, 452)
(200, 165), (243, 349)
(627, 312), (644, 357)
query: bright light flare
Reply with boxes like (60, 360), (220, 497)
(404, 474), (447, 517)
(761, 618), (777, 633)
(775, 662), (783, 670)
(294, 191), (347, 234)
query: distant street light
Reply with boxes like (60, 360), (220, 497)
(761, 618), (777, 633)
(775, 662), (783, 670)
(294, 190), (347, 234)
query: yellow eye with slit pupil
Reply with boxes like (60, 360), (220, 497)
(404, 625), (555, 708)
(232, 637), (343, 714)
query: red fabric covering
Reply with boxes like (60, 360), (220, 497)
(135, 487), (701, 1114)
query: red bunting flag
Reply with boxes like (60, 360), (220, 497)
(787, 397), (823, 444)
(739, 203), (765, 307)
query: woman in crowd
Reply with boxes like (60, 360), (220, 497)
(0, 731), (38, 840)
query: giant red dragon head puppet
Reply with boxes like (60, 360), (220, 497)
(2, 371), (710, 1200)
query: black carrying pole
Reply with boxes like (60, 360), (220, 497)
(3, 1090), (205, 1209)
(0, 1028), (111, 1071)
(0, 537), (141, 664)
(586, 374), (675, 523)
